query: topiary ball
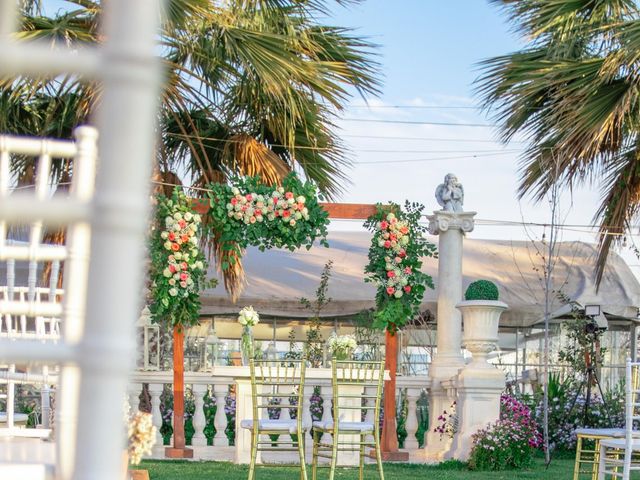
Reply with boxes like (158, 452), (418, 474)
(464, 280), (499, 301)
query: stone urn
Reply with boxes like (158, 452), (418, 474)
(457, 300), (508, 369)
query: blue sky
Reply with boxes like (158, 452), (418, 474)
(36, 1), (640, 276)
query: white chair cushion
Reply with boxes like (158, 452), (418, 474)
(240, 419), (308, 434)
(575, 428), (627, 437)
(312, 420), (374, 432)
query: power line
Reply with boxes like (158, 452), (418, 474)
(342, 134), (525, 144)
(341, 118), (495, 127)
(348, 105), (479, 110)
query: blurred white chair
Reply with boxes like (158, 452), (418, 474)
(597, 360), (640, 479)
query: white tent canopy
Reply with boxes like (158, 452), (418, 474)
(201, 231), (640, 328)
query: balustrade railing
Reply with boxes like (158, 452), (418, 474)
(129, 369), (430, 462)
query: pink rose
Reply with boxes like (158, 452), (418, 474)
(380, 221), (389, 230)
(168, 232), (176, 241)
(246, 194), (252, 201)
(180, 273), (188, 281)
(384, 240), (391, 248)
(404, 267), (412, 274)
(387, 271), (395, 278)
(231, 198), (238, 205)
(285, 192), (294, 199)
(180, 281), (187, 288)
(386, 286), (395, 295)
(181, 262), (188, 271)
(404, 286), (411, 293)
(169, 264), (177, 273)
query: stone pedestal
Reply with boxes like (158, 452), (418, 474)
(424, 210), (475, 461)
(448, 300), (507, 460)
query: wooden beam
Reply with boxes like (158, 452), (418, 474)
(190, 199), (380, 220)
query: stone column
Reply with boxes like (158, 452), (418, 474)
(424, 210), (475, 461)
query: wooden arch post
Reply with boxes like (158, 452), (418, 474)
(166, 201), (406, 459)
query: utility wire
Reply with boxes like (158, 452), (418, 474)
(341, 118), (495, 127)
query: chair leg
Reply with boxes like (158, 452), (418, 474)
(597, 443), (606, 480)
(573, 435), (582, 480)
(299, 432), (308, 480)
(312, 429), (320, 480)
(359, 434), (365, 480)
(374, 431), (384, 480)
(249, 430), (258, 480)
(329, 430), (339, 480)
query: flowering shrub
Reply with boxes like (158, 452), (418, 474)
(327, 333), (357, 360)
(364, 202), (436, 333)
(206, 173), (329, 271)
(469, 395), (542, 471)
(149, 188), (209, 327)
(433, 401), (457, 439)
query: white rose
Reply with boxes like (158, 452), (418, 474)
(165, 216), (174, 225)
(289, 219), (296, 226)
(184, 212), (193, 221)
(169, 288), (178, 297)
(161, 232), (168, 240)
(277, 187), (285, 194)
(228, 211), (234, 217)
(190, 236), (198, 245)
(164, 241), (172, 250)
(295, 212), (302, 220)
(378, 240), (385, 248)
(168, 279), (176, 286)
(267, 214), (275, 221)
(175, 252), (182, 260)
(400, 236), (409, 246)
(302, 207), (308, 215)
(163, 268), (172, 278)
(296, 196), (305, 204)
(183, 254), (190, 261)
(193, 214), (201, 223)
(232, 187), (240, 195)
(287, 197), (295, 205)
(195, 261), (204, 270)
(394, 290), (403, 298)
(173, 212), (182, 221)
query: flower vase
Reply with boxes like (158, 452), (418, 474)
(332, 348), (353, 361)
(241, 326), (254, 366)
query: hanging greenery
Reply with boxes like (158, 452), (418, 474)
(149, 188), (211, 328)
(364, 202), (436, 334)
(206, 172), (330, 272)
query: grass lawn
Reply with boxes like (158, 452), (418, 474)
(134, 457), (576, 480)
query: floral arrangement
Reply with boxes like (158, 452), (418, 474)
(433, 401), (457, 439)
(327, 333), (358, 360)
(206, 173), (329, 270)
(238, 306), (260, 327)
(469, 394), (542, 471)
(364, 202), (436, 333)
(124, 401), (156, 465)
(238, 306), (259, 364)
(149, 188), (209, 327)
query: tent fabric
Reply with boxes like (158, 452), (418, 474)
(201, 231), (640, 328)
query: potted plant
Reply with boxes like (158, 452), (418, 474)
(456, 280), (508, 369)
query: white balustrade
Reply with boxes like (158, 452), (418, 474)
(213, 384), (229, 447)
(129, 383), (141, 412)
(191, 384), (207, 447)
(404, 388), (421, 450)
(148, 383), (164, 450)
(130, 369), (429, 463)
(302, 384), (313, 444)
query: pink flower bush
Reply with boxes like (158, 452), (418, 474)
(469, 394), (542, 470)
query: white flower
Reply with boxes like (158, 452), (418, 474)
(163, 268), (172, 278)
(394, 290), (403, 298)
(195, 260), (204, 270)
(232, 187), (240, 195)
(175, 252), (182, 260)
(169, 288), (178, 297)
(161, 232), (169, 240)
(164, 241), (172, 250)
(193, 214), (201, 223)
(168, 279), (176, 286)
(165, 216), (174, 226)
(287, 197), (295, 205)
(296, 196), (306, 204)
(386, 212), (396, 221)
(277, 187), (285, 194)
(289, 219), (296, 226)
(184, 212), (193, 221)
(295, 212), (302, 220)
(238, 306), (259, 327)
(173, 212), (183, 221)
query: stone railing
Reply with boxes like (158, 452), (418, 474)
(130, 368), (430, 463)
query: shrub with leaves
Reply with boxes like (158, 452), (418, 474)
(469, 395), (542, 471)
(464, 280), (499, 301)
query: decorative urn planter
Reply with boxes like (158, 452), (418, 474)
(457, 300), (508, 369)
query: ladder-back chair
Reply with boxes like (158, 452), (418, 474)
(312, 360), (385, 480)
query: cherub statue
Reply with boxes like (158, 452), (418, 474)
(435, 173), (464, 212)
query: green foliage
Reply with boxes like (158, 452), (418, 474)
(364, 202), (437, 333)
(206, 173), (330, 271)
(464, 280), (499, 301)
(149, 188), (211, 328)
(300, 260), (333, 367)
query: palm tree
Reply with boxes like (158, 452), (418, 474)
(3, 0), (380, 297)
(477, 0), (640, 284)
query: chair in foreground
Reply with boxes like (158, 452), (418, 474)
(241, 359), (308, 480)
(597, 360), (640, 479)
(311, 360), (385, 480)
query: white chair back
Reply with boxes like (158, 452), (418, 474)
(0, 1), (162, 479)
